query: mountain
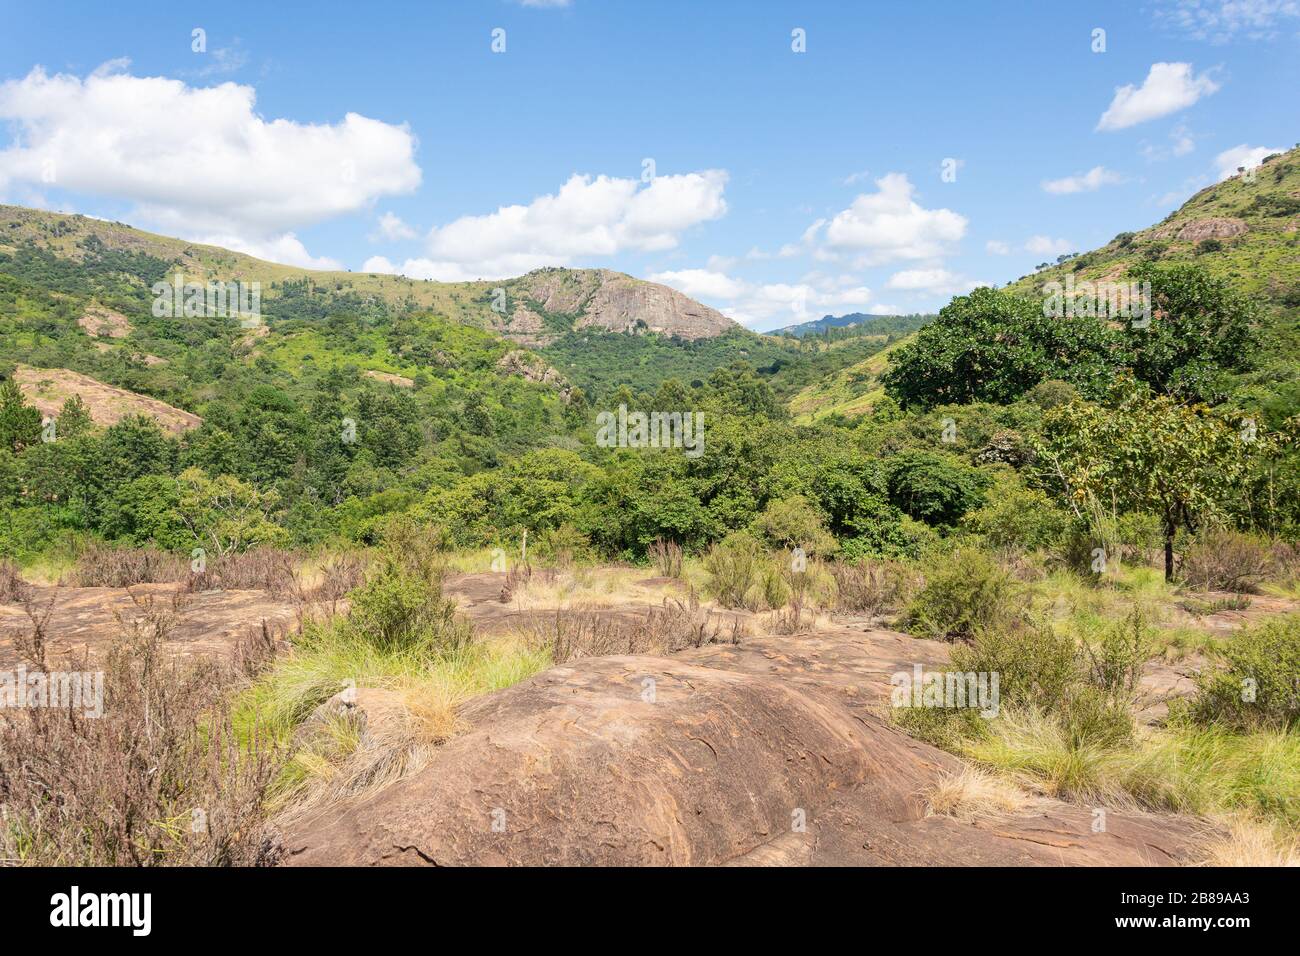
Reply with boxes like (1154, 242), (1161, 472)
(0, 205), (737, 347)
(1007, 145), (1300, 315)
(770, 311), (931, 338)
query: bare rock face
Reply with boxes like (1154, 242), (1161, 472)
(281, 652), (1207, 867)
(495, 349), (574, 402)
(500, 269), (735, 344)
(1152, 217), (1248, 243)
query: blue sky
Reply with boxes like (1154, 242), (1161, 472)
(1, 0), (1297, 330)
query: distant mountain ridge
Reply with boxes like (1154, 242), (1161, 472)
(771, 311), (931, 338)
(0, 205), (738, 346)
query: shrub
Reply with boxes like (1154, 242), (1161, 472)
(1180, 528), (1273, 593)
(533, 523), (593, 568)
(345, 557), (471, 654)
(839, 514), (938, 561)
(885, 451), (990, 527)
(951, 623), (1079, 710)
(749, 495), (835, 555)
(702, 531), (767, 610)
(902, 548), (1021, 640)
(0, 557), (27, 602)
(0, 595), (281, 865)
(1188, 615), (1300, 730)
(60, 543), (190, 587)
(646, 537), (683, 578)
(962, 482), (1069, 553)
(1081, 608), (1152, 706)
(830, 558), (919, 617)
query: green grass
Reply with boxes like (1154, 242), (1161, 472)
(966, 710), (1300, 829)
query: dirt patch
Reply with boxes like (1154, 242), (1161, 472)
(0, 583), (302, 667)
(13, 364), (202, 435)
(363, 370), (414, 388)
(77, 304), (131, 339)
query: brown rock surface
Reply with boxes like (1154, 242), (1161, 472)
(13, 364), (202, 435)
(0, 583), (301, 666)
(282, 647), (1207, 867)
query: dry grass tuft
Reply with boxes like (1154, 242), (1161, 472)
(925, 767), (1035, 820)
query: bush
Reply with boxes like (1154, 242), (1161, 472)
(902, 548), (1021, 640)
(533, 523), (593, 568)
(1180, 528), (1273, 593)
(962, 481), (1069, 553)
(830, 558), (919, 617)
(702, 531), (791, 611)
(839, 513), (938, 561)
(885, 451), (990, 527)
(646, 537), (683, 578)
(0, 557), (27, 602)
(749, 495), (835, 555)
(60, 543), (190, 587)
(702, 531), (765, 609)
(1188, 615), (1300, 730)
(951, 623), (1079, 710)
(0, 596), (281, 865)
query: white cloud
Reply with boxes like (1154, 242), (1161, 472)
(1142, 124), (1197, 161)
(985, 240), (1012, 255)
(1155, 0), (1300, 42)
(203, 232), (342, 270)
(648, 268), (747, 299)
(722, 280), (876, 328)
(1025, 235), (1075, 257)
(0, 66), (421, 266)
(1042, 166), (1126, 194)
(398, 170), (727, 280)
(1096, 62), (1220, 131)
(1214, 143), (1286, 180)
(885, 268), (987, 296)
(371, 211), (418, 242)
(842, 169), (872, 185)
(807, 172), (968, 266)
(362, 255), (398, 274)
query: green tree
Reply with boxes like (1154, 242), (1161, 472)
(1035, 385), (1252, 580)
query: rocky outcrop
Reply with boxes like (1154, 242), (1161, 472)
(1152, 217), (1248, 243)
(500, 268), (735, 344)
(495, 350), (573, 402)
(282, 648), (1207, 867)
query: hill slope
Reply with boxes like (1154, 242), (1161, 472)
(1007, 146), (1300, 315)
(0, 205), (737, 346)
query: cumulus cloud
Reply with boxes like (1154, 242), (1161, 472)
(648, 268), (874, 329)
(1214, 143), (1286, 180)
(1096, 62), (1220, 131)
(885, 268), (988, 296)
(647, 268), (747, 299)
(1025, 235), (1075, 257)
(380, 170), (727, 281)
(1042, 166), (1126, 194)
(0, 65), (421, 266)
(806, 172), (968, 266)
(371, 212), (418, 242)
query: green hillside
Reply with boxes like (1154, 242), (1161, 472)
(1008, 146), (1300, 316)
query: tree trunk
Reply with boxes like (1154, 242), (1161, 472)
(1164, 528), (1175, 582)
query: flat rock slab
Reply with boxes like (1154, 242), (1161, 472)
(0, 583), (300, 666)
(282, 653), (1206, 867)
